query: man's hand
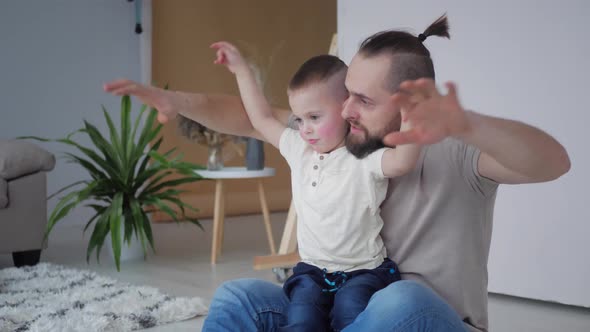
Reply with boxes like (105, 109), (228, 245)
(384, 78), (470, 146)
(210, 41), (249, 75)
(103, 79), (179, 124)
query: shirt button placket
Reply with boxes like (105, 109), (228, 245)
(312, 155), (324, 188)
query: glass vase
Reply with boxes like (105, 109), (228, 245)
(207, 144), (223, 170)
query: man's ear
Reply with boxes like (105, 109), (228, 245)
(391, 89), (421, 115)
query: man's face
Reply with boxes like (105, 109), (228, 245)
(342, 53), (401, 158)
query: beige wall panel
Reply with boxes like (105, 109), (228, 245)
(152, 0), (336, 220)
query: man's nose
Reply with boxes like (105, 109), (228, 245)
(341, 99), (357, 120)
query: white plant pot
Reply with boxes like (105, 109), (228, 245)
(100, 224), (146, 264)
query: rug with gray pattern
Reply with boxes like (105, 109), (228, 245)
(0, 263), (208, 331)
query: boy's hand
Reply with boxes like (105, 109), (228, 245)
(210, 41), (248, 75)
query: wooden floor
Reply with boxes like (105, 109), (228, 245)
(1, 212), (589, 331)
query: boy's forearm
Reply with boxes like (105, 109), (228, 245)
(234, 70), (277, 130)
(382, 144), (422, 178)
(393, 144), (422, 173)
(392, 118), (421, 173)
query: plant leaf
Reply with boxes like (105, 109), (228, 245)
(142, 176), (201, 198)
(56, 136), (124, 187)
(47, 180), (87, 201)
(83, 205), (107, 234)
(45, 182), (98, 240)
(109, 192), (124, 271)
(120, 95), (132, 167)
(148, 198), (180, 224)
(87, 212), (110, 263)
(186, 218), (204, 231)
(142, 213), (155, 253)
(132, 137), (164, 187)
(102, 105), (123, 168)
(62, 153), (106, 181)
(133, 108), (160, 165)
(130, 199), (148, 258)
(160, 196), (199, 215)
(83, 121), (125, 183)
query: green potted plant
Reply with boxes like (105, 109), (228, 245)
(22, 95), (205, 271)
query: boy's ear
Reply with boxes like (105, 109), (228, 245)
(287, 115), (299, 130)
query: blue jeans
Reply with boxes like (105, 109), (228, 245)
(203, 278), (468, 332)
(282, 260), (401, 331)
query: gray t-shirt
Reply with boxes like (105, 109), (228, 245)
(381, 138), (498, 332)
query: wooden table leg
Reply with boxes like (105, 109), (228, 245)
(218, 180), (225, 256)
(211, 179), (225, 264)
(257, 179), (276, 254)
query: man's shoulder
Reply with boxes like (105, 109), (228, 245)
(422, 138), (471, 163)
(429, 137), (467, 152)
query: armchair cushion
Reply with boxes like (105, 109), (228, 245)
(0, 140), (55, 180)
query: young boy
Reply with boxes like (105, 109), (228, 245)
(211, 41), (421, 332)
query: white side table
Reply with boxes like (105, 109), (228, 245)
(195, 167), (277, 264)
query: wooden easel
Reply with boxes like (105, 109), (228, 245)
(252, 200), (299, 270)
(252, 33), (338, 274)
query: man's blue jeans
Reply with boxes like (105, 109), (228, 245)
(202, 278), (468, 332)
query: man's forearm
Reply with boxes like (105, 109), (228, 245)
(457, 111), (570, 182)
(173, 91), (292, 140)
(175, 92), (257, 137)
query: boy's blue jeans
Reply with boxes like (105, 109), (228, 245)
(282, 259), (400, 331)
(203, 278), (468, 332)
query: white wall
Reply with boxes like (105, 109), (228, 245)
(0, 1), (142, 226)
(338, 0), (589, 307)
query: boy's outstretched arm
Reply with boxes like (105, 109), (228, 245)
(103, 80), (292, 140)
(211, 41), (286, 148)
(381, 111), (422, 178)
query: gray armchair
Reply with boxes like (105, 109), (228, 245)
(0, 140), (55, 266)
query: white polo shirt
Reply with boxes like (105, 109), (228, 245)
(279, 128), (389, 272)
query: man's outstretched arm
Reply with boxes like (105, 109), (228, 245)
(385, 79), (570, 184)
(103, 79), (292, 140)
(457, 111), (570, 184)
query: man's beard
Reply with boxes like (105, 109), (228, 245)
(345, 130), (385, 159)
(345, 115), (400, 159)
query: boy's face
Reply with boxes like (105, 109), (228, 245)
(342, 53), (401, 158)
(288, 82), (349, 154)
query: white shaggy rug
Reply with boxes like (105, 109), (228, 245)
(0, 263), (208, 332)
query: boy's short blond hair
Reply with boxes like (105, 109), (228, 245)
(288, 55), (347, 92)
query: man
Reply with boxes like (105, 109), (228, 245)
(104, 15), (569, 332)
